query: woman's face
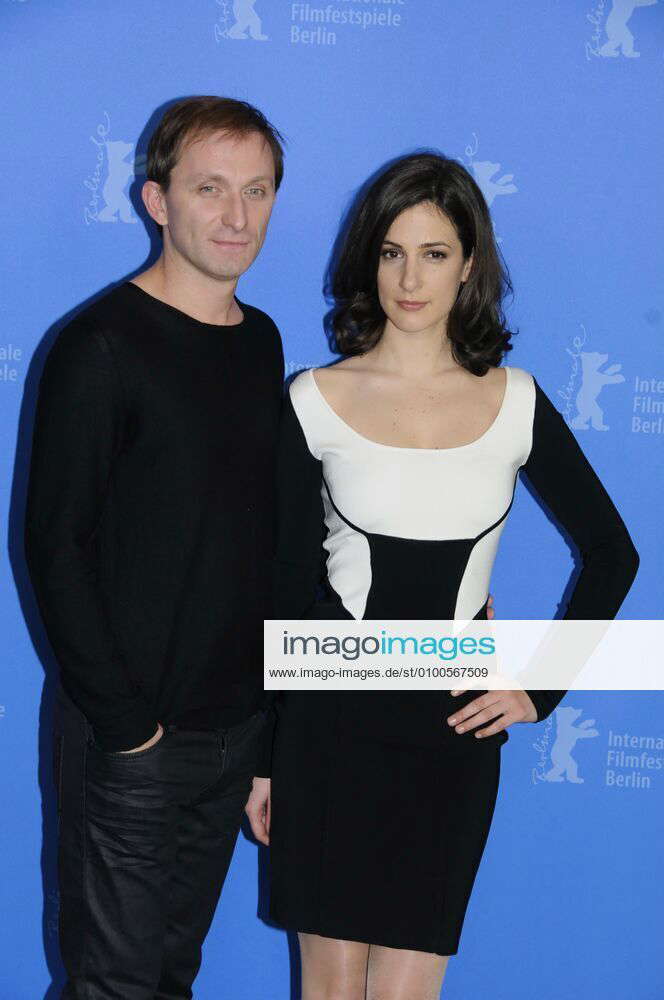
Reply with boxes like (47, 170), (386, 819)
(376, 201), (473, 338)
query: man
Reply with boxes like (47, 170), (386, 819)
(25, 96), (284, 999)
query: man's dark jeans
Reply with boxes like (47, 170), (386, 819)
(53, 683), (267, 999)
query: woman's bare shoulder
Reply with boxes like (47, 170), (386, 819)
(313, 357), (367, 383)
(312, 358), (370, 407)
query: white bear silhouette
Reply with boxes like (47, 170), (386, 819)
(471, 160), (517, 208)
(227, 0), (268, 40)
(599, 0), (658, 59)
(98, 140), (137, 224)
(570, 352), (624, 431)
(544, 706), (598, 784)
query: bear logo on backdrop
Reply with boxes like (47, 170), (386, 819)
(83, 111), (146, 226)
(542, 708), (599, 783)
(470, 159), (518, 208)
(215, 0), (269, 42)
(462, 133), (518, 211)
(569, 353), (625, 431)
(558, 326), (625, 430)
(532, 707), (599, 785)
(586, 0), (658, 60)
(461, 134), (517, 248)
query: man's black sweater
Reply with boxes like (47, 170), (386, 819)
(25, 281), (283, 752)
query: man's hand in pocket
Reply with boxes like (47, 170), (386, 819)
(119, 723), (164, 754)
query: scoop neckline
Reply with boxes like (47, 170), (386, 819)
(124, 280), (247, 331)
(308, 365), (511, 453)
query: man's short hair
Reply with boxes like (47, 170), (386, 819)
(147, 96), (285, 192)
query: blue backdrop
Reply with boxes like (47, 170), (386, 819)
(2, 1), (663, 997)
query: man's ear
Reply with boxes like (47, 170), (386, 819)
(141, 180), (168, 227)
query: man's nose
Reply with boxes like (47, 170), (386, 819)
(221, 193), (248, 231)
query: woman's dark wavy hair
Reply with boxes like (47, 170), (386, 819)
(327, 152), (515, 375)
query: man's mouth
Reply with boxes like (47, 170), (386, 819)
(211, 239), (249, 248)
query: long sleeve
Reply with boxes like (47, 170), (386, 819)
(24, 321), (158, 751)
(272, 388), (328, 620)
(255, 385), (327, 777)
(518, 379), (640, 721)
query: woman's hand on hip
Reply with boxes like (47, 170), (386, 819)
(446, 689), (538, 737)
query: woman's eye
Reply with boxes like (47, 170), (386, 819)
(380, 249), (400, 259)
(428, 251), (447, 260)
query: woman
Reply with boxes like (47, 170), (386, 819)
(246, 152), (639, 999)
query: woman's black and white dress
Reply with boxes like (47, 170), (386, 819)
(266, 364), (638, 955)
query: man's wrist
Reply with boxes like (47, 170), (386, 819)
(118, 722), (164, 754)
(91, 715), (162, 753)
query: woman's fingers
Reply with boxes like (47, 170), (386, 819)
(472, 714), (514, 738)
(447, 691), (530, 735)
(451, 704), (508, 736)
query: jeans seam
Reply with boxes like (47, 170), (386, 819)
(189, 746), (226, 805)
(54, 734), (64, 831)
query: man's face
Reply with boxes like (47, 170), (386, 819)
(155, 129), (276, 282)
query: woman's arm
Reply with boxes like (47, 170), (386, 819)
(254, 382), (328, 778)
(518, 378), (640, 721)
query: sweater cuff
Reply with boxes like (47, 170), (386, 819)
(525, 690), (567, 723)
(89, 706), (161, 752)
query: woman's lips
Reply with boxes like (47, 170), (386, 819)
(397, 300), (427, 311)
